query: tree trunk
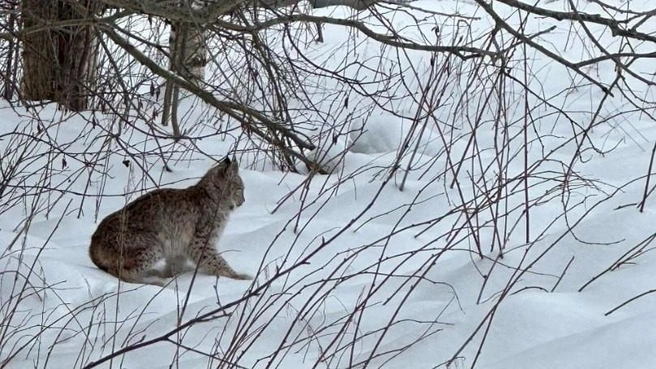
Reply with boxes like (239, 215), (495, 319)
(162, 15), (207, 135)
(169, 19), (207, 83)
(21, 0), (101, 111)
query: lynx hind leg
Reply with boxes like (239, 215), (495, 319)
(114, 266), (170, 287)
(187, 245), (252, 280)
(134, 273), (170, 287)
(165, 255), (194, 276)
(109, 237), (170, 286)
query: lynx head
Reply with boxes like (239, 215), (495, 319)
(200, 156), (245, 209)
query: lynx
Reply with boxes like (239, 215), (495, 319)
(89, 157), (251, 286)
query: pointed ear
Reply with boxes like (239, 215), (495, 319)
(229, 159), (239, 173)
(221, 156), (232, 173)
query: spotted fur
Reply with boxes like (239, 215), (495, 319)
(89, 157), (250, 286)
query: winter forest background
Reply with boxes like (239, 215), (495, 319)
(2, 0), (656, 368)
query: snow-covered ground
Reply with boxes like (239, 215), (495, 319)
(2, 0), (656, 368)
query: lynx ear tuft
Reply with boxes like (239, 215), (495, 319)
(220, 156), (238, 174)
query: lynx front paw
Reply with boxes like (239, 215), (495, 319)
(232, 272), (253, 280)
(139, 276), (172, 287)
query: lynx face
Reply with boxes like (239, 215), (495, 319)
(230, 177), (245, 209)
(223, 168), (245, 209)
(205, 158), (245, 209)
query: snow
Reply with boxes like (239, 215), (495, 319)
(2, 0), (656, 368)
